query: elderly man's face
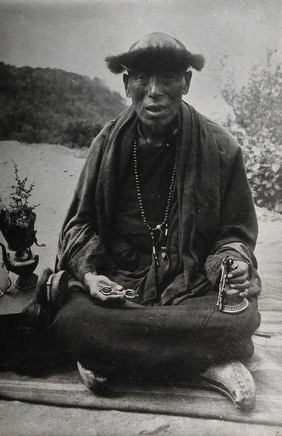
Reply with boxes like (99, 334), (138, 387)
(123, 71), (191, 134)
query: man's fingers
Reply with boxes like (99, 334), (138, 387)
(112, 283), (123, 292)
(227, 270), (248, 279)
(86, 274), (124, 303)
(99, 292), (125, 301)
(90, 288), (107, 301)
(98, 286), (124, 298)
(229, 276), (250, 285)
(91, 288), (125, 302)
(97, 290), (126, 307)
(100, 278), (123, 292)
(239, 288), (260, 298)
(227, 260), (250, 290)
(230, 281), (250, 290)
(227, 260), (249, 278)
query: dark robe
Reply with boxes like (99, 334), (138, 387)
(55, 102), (261, 305)
(49, 102), (261, 375)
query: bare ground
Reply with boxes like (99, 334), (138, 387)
(0, 140), (282, 436)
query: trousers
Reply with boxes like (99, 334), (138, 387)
(48, 286), (260, 381)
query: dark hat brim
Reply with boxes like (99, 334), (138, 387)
(105, 46), (205, 74)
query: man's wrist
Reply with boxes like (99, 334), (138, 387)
(84, 271), (97, 286)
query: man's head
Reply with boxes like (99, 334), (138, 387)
(106, 33), (205, 135)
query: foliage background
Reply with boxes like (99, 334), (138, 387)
(0, 52), (281, 213)
(220, 51), (282, 213)
(0, 62), (126, 148)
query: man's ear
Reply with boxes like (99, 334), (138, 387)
(183, 71), (192, 95)
(123, 74), (131, 98)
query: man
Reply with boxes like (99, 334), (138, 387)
(46, 33), (261, 409)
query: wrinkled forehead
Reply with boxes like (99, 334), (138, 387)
(128, 70), (184, 79)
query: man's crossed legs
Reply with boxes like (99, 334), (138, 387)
(48, 285), (260, 409)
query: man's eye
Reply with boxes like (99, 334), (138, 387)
(162, 74), (179, 81)
(137, 75), (148, 82)
(132, 74), (146, 81)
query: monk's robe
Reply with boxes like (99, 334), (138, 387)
(49, 102), (261, 377)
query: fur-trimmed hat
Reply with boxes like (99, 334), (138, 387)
(105, 32), (205, 74)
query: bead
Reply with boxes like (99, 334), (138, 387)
(133, 135), (176, 266)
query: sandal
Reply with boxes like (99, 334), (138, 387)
(200, 360), (256, 410)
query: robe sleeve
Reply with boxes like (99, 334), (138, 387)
(204, 147), (261, 295)
(55, 123), (116, 282)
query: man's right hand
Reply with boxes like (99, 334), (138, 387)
(84, 271), (125, 305)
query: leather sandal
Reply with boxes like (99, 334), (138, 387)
(36, 268), (69, 309)
(36, 267), (53, 307)
(47, 270), (69, 309)
(199, 360), (256, 410)
(20, 268), (69, 332)
(77, 361), (109, 395)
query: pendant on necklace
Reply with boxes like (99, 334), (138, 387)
(133, 135), (175, 268)
(152, 244), (160, 266)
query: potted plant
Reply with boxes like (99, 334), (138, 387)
(0, 163), (39, 252)
(0, 163), (43, 289)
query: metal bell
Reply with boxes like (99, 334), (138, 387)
(217, 255), (248, 314)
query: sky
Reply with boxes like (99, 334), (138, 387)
(0, 0), (281, 119)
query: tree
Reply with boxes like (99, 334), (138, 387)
(0, 62), (126, 147)
(221, 50), (282, 213)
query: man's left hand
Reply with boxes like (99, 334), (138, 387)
(227, 260), (250, 298)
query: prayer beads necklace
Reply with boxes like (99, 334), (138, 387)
(133, 136), (177, 266)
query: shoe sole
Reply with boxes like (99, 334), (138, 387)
(36, 267), (53, 307)
(49, 270), (69, 308)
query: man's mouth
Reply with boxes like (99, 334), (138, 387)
(145, 104), (167, 113)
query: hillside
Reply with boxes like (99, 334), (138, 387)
(0, 62), (127, 147)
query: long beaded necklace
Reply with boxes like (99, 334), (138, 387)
(133, 136), (177, 266)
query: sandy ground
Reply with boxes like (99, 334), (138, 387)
(0, 141), (87, 270)
(0, 140), (282, 436)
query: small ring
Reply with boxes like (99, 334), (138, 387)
(100, 286), (113, 296)
(124, 289), (137, 299)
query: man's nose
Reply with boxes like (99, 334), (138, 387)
(147, 76), (164, 97)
